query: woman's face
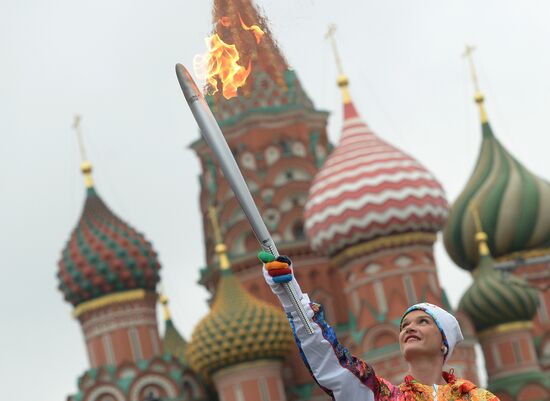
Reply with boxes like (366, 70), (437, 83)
(399, 310), (444, 361)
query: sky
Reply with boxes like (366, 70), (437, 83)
(1, 1), (550, 400)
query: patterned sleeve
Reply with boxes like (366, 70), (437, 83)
(471, 388), (500, 401)
(287, 295), (392, 401)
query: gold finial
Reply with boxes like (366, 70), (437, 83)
(73, 115), (94, 188)
(325, 24), (351, 104)
(469, 201), (490, 256)
(159, 292), (172, 321)
(208, 205), (231, 270)
(463, 45), (488, 123)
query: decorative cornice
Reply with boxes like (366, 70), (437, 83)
(73, 289), (156, 318)
(80, 303), (157, 338)
(496, 247), (550, 263)
(189, 107), (329, 151)
(331, 232), (436, 266)
(344, 265), (437, 293)
(478, 321), (533, 339)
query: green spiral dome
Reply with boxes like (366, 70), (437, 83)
(186, 270), (293, 379)
(459, 234), (539, 332)
(444, 120), (550, 271)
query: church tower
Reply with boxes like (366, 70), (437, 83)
(444, 47), (550, 400)
(304, 30), (479, 383)
(187, 205), (293, 401)
(58, 118), (192, 401)
(459, 227), (549, 400)
(191, 2), (349, 399)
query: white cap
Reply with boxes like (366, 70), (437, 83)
(401, 303), (464, 361)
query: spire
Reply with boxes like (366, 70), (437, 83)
(305, 25), (448, 259)
(211, 0), (288, 93)
(470, 202), (490, 258)
(444, 50), (550, 270)
(72, 115), (94, 189)
(201, 0), (315, 127)
(208, 205), (231, 271)
(463, 45), (488, 123)
(158, 289), (188, 364)
(325, 24), (351, 104)
(159, 292), (172, 321)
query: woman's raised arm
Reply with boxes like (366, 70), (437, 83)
(259, 252), (389, 401)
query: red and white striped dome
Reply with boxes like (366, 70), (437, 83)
(304, 99), (448, 257)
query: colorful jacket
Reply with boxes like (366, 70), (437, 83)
(288, 296), (499, 401)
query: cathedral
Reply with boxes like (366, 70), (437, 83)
(56, 1), (550, 400)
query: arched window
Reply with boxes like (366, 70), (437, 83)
(240, 152), (256, 170)
(265, 146), (280, 165)
(292, 142), (306, 157)
(292, 221), (305, 240)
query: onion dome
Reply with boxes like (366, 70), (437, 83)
(57, 158), (161, 306)
(205, 0), (314, 126)
(443, 54), (550, 270)
(186, 207), (292, 378)
(304, 59), (448, 257)
(160, 293), (188, 365)
(459, 231), (538, 332)
(186, 267), (292, 378)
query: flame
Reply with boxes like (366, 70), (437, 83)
(239, 14), (265, 44)
(197, 15), (265, 99)
(205, 34), (252, 99)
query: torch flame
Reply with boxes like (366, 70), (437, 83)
(239, 14), (265, 44)
(196, 16), (265, 99)
(205, 34), (252, 99)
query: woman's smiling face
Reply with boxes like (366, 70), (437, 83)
(399, 310), (444, 361)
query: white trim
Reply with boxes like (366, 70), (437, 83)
(403, 275), (417, 305)
(492, 342), (502, 368)
(538, 292), (549, 324)
(234, 383), (245, 401)
(149, 327), (160, 355)
(102, 334), (116, 365)
(374, 280), (388, 314)
(87, 341), (97, 367)
(129, 327), (143, 360)
(259, 377), (270, 401)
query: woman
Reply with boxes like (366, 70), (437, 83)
(258, 252), (499, 401)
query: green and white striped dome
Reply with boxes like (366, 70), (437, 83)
(459, 233), (539, 332)
(444, 112), (550, 271)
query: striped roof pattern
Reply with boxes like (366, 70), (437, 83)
(443, 121), (550, 270)
(304, 102), (448, 257)
(459, 252), (538, 332)
(57, 188), (161, 306)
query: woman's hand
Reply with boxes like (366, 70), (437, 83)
(258, 251), (303, 311)
(258, 251), (293, 283)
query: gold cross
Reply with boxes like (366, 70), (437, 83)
(72, 114), (88, 162)
(325, 24), (344, 76)
(463, 45), (481, 93)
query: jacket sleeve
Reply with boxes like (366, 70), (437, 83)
(287, 294), (387, 401)
(471, 388), (500, 401)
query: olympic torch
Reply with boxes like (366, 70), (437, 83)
(175, 64), (314, 334)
